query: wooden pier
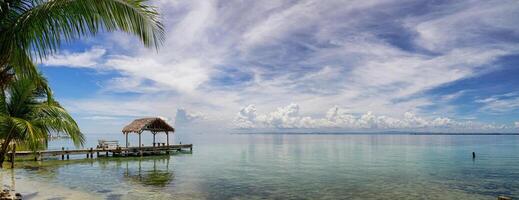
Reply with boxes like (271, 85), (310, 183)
(4, 117), (190, 164)
(8, 144), (193, 161)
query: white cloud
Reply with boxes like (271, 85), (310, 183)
(42, 47), (106, 68)
(234, 105), (257, 129)
(234, 104), (512, 131)
(174, 108), (205, 127)
(409, 1), (519, 52)
(476, 93), (519, 113)
(82, 115), (119, 120)
(44, 0), (519, 132)
(104, 56), (211, 93)
(515, 121), (519, 128)
(440, 91), (466, 102)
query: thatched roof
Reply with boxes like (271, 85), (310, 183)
(122, 117), (175, 134)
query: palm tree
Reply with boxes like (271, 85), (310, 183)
(0, 0), (164, 85)
(0, 73), (85, 167)
(0, 0), (164, 166)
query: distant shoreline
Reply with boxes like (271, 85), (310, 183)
(233, 132), (519, 135)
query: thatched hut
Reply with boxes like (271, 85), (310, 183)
(122, 117), (175, 148)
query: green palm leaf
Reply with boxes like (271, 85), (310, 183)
(0, 75), (84, 166)
(3, 0), (164, 62)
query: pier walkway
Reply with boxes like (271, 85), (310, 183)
(8, 144), (193, 161)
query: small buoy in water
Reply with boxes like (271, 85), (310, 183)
(472, 152), (476, 159)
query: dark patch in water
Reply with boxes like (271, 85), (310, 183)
(23, 166), (41, 171)
(97, 189), (112, 193)
(46, 197), (65, 200)
(106, 194), (123, 200)
(22, 192), (39, 200)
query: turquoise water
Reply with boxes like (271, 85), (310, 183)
(1, 133), (519, 199)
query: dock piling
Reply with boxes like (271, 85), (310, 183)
(61, 147), (65, 160)
(10, 144), (16, 168)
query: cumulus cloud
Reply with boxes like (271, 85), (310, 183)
(234, 104), (512, 131)
(234, 105), (257, 129)
(174, 108), (206, 127)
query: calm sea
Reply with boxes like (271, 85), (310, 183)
(1, 133), (519, 199)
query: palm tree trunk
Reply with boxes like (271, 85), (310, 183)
(0, 128), (15, 168)
(0, 138), (13, 168)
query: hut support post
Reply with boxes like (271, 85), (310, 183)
(166, 132), (170, 154)
(153, 133), (156, 147)
(125, 132), (128, 148)
(138, 132), (142, 156)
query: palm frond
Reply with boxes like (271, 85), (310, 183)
(32, 102), (84, 147)
(11, 0), (164, 60)
(6, 74), (38, 116)
(11, 117), (47, 150)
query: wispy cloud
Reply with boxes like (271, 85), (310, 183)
(477, 93), (519, 113)
(42, 47), (106, 68)
(41, 0), (519, 132)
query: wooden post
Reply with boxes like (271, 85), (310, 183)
(90, 148), (93, 158)
(61, 147), (65, 160)
(166, 132), (169, 146)
(125, 132), (129, 156)
(139, 132), (142, 156)
(153, 133), (156, 147)
(67, 151), (69, 160)
(125, 132), (128, 148)
(10, 144), (16, 168)
(166, 132), (170, 155)
(36, 152), (41, 161)
(34, 152), (41, 161)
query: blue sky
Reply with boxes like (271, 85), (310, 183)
(39, 0), (519, 133)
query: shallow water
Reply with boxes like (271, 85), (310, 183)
(1, 133), (519, 199)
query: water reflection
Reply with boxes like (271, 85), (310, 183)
(3, 134), (519, 199)
(124, 156), (174, 187)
